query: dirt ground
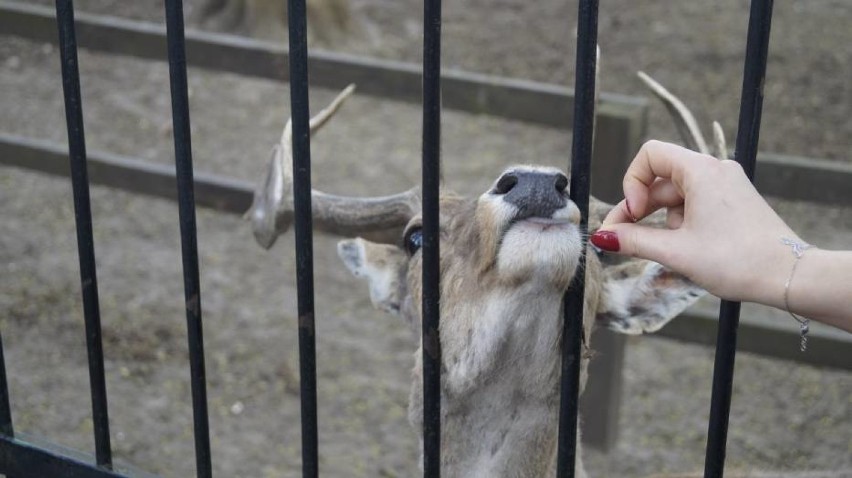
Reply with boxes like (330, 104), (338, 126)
(2, 0), (851, 477)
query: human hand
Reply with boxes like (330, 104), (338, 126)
(591, 140), (799, 307)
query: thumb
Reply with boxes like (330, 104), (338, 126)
(590, 223), (682, 266)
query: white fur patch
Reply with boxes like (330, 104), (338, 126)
(600, 261), (705, 334)
(444, 285), (566, 393)
(497, 222), (582, 285)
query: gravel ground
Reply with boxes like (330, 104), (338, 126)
(2, 0), (851, 477)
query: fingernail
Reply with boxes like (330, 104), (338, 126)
(590, 230), (620, 252)
(625, 199), (637, 223)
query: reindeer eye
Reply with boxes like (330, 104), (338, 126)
(404, 227), (423, 255)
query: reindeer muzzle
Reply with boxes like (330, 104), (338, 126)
(496, 170), (569, 221)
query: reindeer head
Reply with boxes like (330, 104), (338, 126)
(246, 85), (706, 475)
(339, 166), (584, 323)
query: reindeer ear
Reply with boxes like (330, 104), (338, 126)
(337, 238), (409, 316)
(596, 259), (705, 335)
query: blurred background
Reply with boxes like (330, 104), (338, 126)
(1, 0), (850, 476)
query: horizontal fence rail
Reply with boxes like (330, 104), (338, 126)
(0, 134), (254, 213)
(0, 0), (645, 204)
(2, 133), (847, 208)
(660, 299), (851, 370)
(2, 1), (848, 207)
(0, 1), (643, 127)
(3, 132), (850, 370)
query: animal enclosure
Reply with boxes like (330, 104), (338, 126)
(1, 0), (850, 477)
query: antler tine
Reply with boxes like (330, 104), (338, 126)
(279, 83), (356, 145)
(712, 120), (728, 160)
(309, 83), (357, 135)
(247, 84), (420, 249)
(637, 71), (710, 155)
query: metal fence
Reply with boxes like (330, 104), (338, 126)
(0, 0), (776, 477)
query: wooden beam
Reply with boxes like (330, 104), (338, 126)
(0, 133), (254, 215)
(663, 299), (852, 371)
(0, 0), (648, 127)
(3, 132), (849, 369)
(0, 0), (648, 203)
(755, 152), (852, 206)
(3, 2), (849, 205)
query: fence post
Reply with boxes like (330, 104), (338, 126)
(557, 0), (598, 476)
(421, 0), (443, 476)
(163, 1), (213, 476)
(285, 0), (320, 476)
(54, 0), (113, 468)
(0, 333), (12, 438)
(0, 334), (16, 478)
(704, 1), (775, 476)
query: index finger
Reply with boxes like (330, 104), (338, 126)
(622, 140), (709, 221)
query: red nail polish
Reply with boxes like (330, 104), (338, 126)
(591, 231), (620, 252)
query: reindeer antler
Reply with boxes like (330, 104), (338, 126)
(637, 71), (711, 155)
(711, 121), (728, 160)
(637, 71), (730, 160)
(245, 84), (421, 249)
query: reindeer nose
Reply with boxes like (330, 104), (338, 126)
(494, 171), (568, 219)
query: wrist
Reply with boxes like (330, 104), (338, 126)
(748, 236), (806, 309)
(785, 248), (852, 332)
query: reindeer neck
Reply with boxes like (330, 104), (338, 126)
(436, 282), (569, 477)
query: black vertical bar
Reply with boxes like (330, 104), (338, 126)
(704, 1), (774, 477)
(163, 1), (212, 477)
(556, 0), (598, 476)
(0, 333), (13, 437)
(0, 333), (18, 478)
(54, 0), (112, 468)
(421, 0), (442, 476)
(286, 1), (319, 477)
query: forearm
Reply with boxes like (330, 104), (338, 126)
(758, 249), (852, 333)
